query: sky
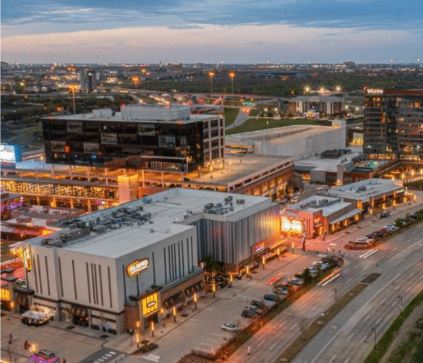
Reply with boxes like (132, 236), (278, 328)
(2, 0), (423, 64)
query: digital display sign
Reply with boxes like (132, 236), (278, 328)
(0, 144), (22, 164)
(0, 288), (12, 301)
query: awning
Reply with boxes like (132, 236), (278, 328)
(329, 209), (362, 225)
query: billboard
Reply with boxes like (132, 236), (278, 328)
(0, 144), (22, 164)
(141, 292), (159, 317)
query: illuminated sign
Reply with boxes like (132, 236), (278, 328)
(141, 292), (159, 317)
(0, 144), (22, 164)
(22, 246), (32, 272)
(281, 216), (303, 234)
(366, 88), (384, 95)
(255, 242), (265, 253)
(0, 288), (12, 301)
(126, 258), (149, 278)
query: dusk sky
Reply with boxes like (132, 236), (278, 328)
(2, 0), (423, 64)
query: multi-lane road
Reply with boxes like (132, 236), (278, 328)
(229, 216), (423, 363)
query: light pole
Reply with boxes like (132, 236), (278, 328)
(173, 306), (177, 322)
(371, 326), (377, 348)
(229, 71), (235, 105)
(131, 76), (140, 89)
(208, 71), (215, 94)
(69, 85), (77, 114)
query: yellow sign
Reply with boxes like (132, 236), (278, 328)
(22, 246), (32, 272)
(281, 216), (303, 234)
(127, 258), (149, 278)
(0, 288), (11, 302)
(141, 292), (159, 317)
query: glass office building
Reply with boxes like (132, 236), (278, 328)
(43, 105), (225, 172)
(363, 89), (423, 160)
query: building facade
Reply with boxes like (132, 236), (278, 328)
(363, 88), (423, 161)
(23, 189), (281, 333)
(43, 105), (225, 172)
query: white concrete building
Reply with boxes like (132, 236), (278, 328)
(24, 188), (281, 333)
(226, 121), (346, 161)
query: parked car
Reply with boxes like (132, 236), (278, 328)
(379, 211), (390, 218)
(21, 311), (52, 327)
(242, 309), (259, 318)
(273, 286), (290, 295)
(245, 304), (265, 315)
(264, 293), (280, 302)
(306, 267), (319, 278)
(287, 277), (304, 286)
(249, 300), (267, 309)
(221, 322), (240, 332)
(30, 350), (60, 363)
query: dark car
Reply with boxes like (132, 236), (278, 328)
(249, 300), (267, 309)
(264, 293), (279, 302)
(242, 309), (259, 318)
(379, 211), (390, 218)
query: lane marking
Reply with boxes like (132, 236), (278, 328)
(257, 339), (265, 348)
(329, 355), (337, 363)
(278, 321), (287, 328)
(269, 342), (278, 351)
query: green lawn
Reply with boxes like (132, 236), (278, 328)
(364, 290), (423, 363)
(224, 107), (239, 127)
(226, 118), (318, 135)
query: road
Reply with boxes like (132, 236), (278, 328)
(293, 224), (423, 363)
(228, 221), (423, 363)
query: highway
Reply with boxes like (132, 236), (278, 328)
(229, 221), (423, 363)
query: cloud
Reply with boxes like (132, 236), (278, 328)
(2, 23), (420, 63)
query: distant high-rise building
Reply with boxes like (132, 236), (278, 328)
(79, 69), (96, 92)
(363, 88), (423, 160)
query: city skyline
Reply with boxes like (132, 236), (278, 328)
(2, 0), (423, 64)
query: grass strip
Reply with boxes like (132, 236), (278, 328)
(276, 283), (367, 362)
(223, 108), (239, 127)
(363, 290), (423, 363)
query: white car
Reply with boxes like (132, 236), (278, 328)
(221, 322), (240, 332)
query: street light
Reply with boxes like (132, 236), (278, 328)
(335, 85), (342, 92)
(151, 321), (155, 337)
(173, 306), (177, 322)
(208, 71), (215, 94)
(68, 85), (77, 114)
(131, 76), (140, 89)
(193, 292), (198, 310)
(229, 71), (235, 105)
(304, 86), (311, 94)
(212, 282), (216, 298)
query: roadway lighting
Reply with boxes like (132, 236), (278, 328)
(229, 273), (233, 286)
(208, 71), (215, 94)
(262, 256), (265, 269)
(304, 86), (311, 93)
(68, 85), (77, 114)
(229, 71), (235, 105)
(193, 293), (198, 310)
(319, 86), (325, 94)
(173, 306), (177, 322)
(151, 321), (155, 337)
(212, 282), (216, 298)
(335, 85), (342, 92)
(131, 76), (140, 89)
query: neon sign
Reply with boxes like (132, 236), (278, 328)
(126, 258), (149, 278)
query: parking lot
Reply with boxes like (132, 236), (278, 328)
(1, 313), (103, 363)
(148, 251), (317, 362)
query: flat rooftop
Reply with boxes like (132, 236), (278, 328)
(44, 104), (220, 124)
(226, 124), (340, 145)
(192, 154), (292, 187)
(287, 195), (351, 216)
(325, 179), (403, 202)
(295, 148), (362, 173)
(29, 188), (273, 258)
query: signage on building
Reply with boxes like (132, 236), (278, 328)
(22, 246), (32, 272)
(141, 292), (159, 317)
(126, 258), (149, 278)
(254, 242), (265, 253)
(0, 288), (11, 301)
(366, 88), (384, 95)
(281, 216), (304, 234)
(0, 144), (22, 164)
